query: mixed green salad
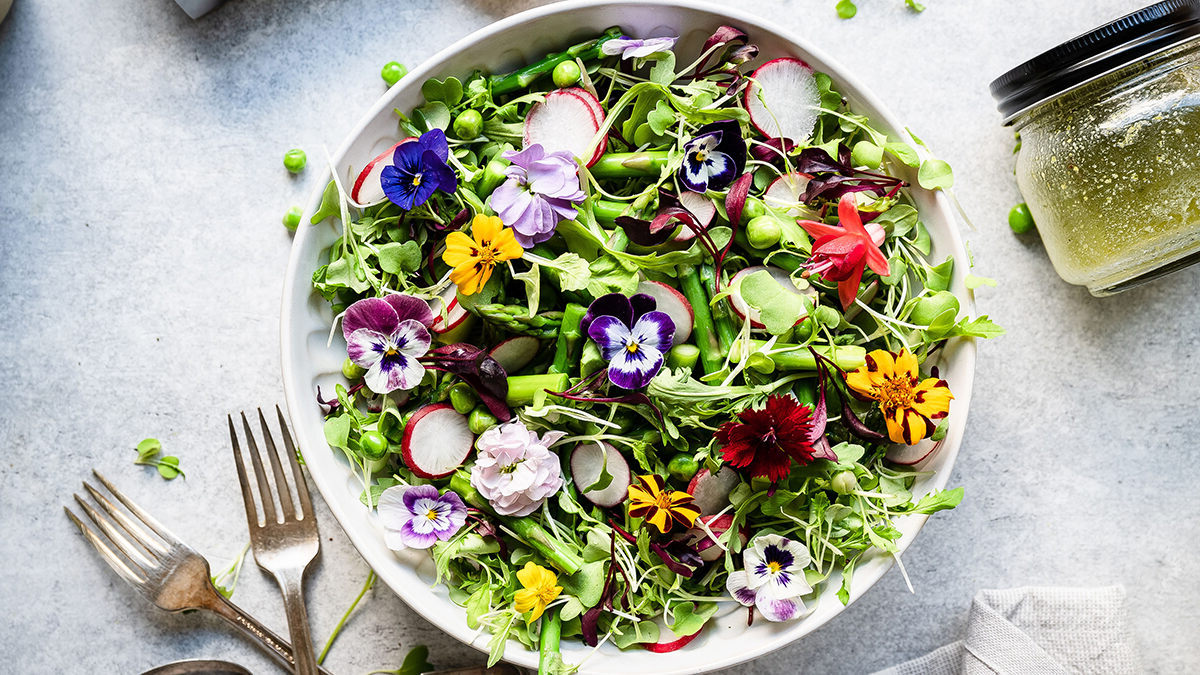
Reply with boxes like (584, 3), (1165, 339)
(308, 25), (999, 671)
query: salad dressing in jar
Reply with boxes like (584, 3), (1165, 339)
(991, 0), (1200, 295)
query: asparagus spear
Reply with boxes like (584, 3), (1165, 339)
(588, 151), (670, 178)
(678, 266), (723, 374)
(699, 264), (736, 352)
(549, 303), (587, 374)
(489, 28), (622, 94)
(538, 608), (563, 675)
(728, 341), (866, 372)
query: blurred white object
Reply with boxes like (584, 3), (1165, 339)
(174, 0), (223, 19)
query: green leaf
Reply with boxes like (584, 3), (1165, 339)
(884, 142), (920, 168)
(324, 414), (352, 449)
(420, 76), (463, 106)
(135, 438), (162, 462)
(558, 595), (585, 622)
(873, 204), (919, 238)
(562, 560), (606, 607)
(911, 487), (964, 514)
(740, 270), (806, 335)
(911, 222), (932, 255)
(398, 645), (435, 675)
(310, 180), (340, 224)
(465, 587), (492, 630)
(906, 0), (926, 11)
(837, 555), (858, 605)
(918, 159), (955, 190)
(930, 417), (950, 441)
(924, 256), (955, 292)
(647, 100), (675, 136)
(548, 252), (591, 292)
(669, 602), (718, 637)
(156, 456), (182, 480)
(511, 264), (541, 317)
(377, 241), (422, 275)
(359, 477), (400, 507)
(648, 52), (677, 86)
(611, 620), (660, 649)
(413, 101), (451, 132)
(486, 610), (517, 667)
(964, 274), (997, 289)
(879, 258), (908, 286)
(948, 315), (1006, 339)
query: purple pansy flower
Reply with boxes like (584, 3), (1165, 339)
(601, 36), (679, 60)
(584, 292), (674, 390)
(678, 120), (746, 193)
(488, 144), (586, 248)
(380, 129), (458, 210)
(377, 484), (467, 550)
(725, 534), (813, 622)
(342, 294), (435, 394)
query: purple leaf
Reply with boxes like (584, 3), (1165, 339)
(690, 25), (749, 79)
(420, 343), (512, 422)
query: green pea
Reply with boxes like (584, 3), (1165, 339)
(666, 344), (700, 371)
(359, 430), (389, 460)
(448, 383), (478, 414)
(1008, 202), (1036, 234)
(910, 290), (960, 326)
(381, 61), (408, 86)
(552, 60), (582, 88)
(836, 0), (858, 19)
(747, 215), (782, 249)
(740, 198), (766, 221)
(468, 407), (499, 435)
(831, 470), (859, 495)
(282, 206), (303, 231)
(283, 148), (306, 173)
(342, 357), (366, 380)
(452, 109), (483, 140)
(667, 453), (700, 482)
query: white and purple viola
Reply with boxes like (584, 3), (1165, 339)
(377, 484), (467, 550)
(726, 533), (814, 622)
(581, 292), (675, 390)
(341, 294), (435, 395)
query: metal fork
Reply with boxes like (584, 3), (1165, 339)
(229, 407), (321, 675)
(64, 471), (332, 674)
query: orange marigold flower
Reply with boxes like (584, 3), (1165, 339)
(627, 474), (700, 535)
(845, 348), (953, 445)
(441, 214), (523, 295)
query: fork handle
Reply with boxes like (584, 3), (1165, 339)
(203, 588), (331, 675)
(274, 570), (320, 675)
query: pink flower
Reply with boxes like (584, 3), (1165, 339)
(470, 420), (565, 516)
(797, 194), (890, 309)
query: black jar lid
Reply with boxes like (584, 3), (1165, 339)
(990, 0), (1200, 123)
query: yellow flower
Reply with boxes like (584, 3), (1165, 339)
(627, 474), (700, 535)
(845, 349), (953, 445)
(441, 214), (523, 295)
(513, 562), (561, 621)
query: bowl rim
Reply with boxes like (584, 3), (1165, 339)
(280, 1), (978, 671)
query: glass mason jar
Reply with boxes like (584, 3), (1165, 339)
(991, 1), (1200, 295)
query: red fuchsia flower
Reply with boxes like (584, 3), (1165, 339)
(797, 194), (890, 310)
(716, 394), (833, 482)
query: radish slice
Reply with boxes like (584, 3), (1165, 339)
(488, 336), (540, 374)
(745, 58), (819, 144)
(429, 286), (471, 335)
(570, 442), (631, 508)
(351, 137), (416, 206)
(686, 467), (739, 515)
(728, 266), (815, 329)
(886, 437), (944, 466)
(763, 172), (815, 216)
(643, 617), (702, 653)
(674, 191), (717, 242)
(678, 514), (748, 562)
(524, 88), (606, 167)
(401, 403), (474, 479)
(636, 280), (693, 347)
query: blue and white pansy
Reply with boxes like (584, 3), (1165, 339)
(726, 533), (813, 622)
(341, 294), (435, 394)
(677, 120), (747, 193)
(582, 292), (675, 390)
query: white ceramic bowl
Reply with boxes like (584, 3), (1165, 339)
(281, 2), (978, 672)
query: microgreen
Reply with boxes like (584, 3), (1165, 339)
(133, 438), (185, 480)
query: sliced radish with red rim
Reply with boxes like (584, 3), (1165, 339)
(569, 442), (631, 508)
(745, 58), (819, 145)
(351, 137), (416, 206)
(401, 403), (474, 479)
(524, 88), (606, 167)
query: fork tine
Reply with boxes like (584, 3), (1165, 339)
(257, 408), (296, 520)
(230, 415), (262, 528)
(240, 411), (278, 525)
(92, 469), (183, 546)
(82, 481), (169, 557)
(74, 492), (159, 570)
(64, 506), (147, 587)
(276, 405), (313, 518)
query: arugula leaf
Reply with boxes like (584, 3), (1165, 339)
(511, 264), (541, 317)
(310, 180), (340, 224)
(547, 252), (591, 292)
(947, 315), (1006, 339)
(648, 100), (675, 136)
(911, 487), (964, 514)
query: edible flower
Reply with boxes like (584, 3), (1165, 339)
(470, 420), (565, 517)
(726, 533), (813, 622)
(627, 474), (699, 535)
(442, 214), (524, 295)
(489, 144), (585, 248)
(380, 129), (458, 210)
(677, 120), (746, 193)
(845, 348), (952, 445)
(376, 484), (466, 550)
(601, 35), (679, 59)
(716, 394), (833, 482)
(513, 562), (562, 622)
(342, 294), (435, 394)
(583, 292), (675, 390)
(797, 194), (890, 309)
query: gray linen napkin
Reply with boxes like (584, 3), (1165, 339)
(874, 586), (1140, 675)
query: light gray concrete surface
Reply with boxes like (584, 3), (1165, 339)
(2, 0), (1197, 673)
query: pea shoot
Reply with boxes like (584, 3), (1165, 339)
(133, 438), (185, 480)
(283, 148), (307, 173)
